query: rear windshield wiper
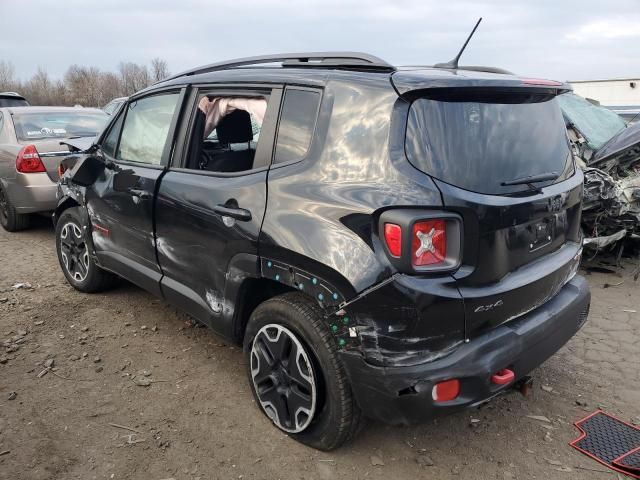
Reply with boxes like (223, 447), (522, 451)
(501, 172), (559, 187)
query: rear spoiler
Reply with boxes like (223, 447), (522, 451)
(390, 70), (572, 98)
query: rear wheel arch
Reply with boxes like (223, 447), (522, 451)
(231, 277), (296, 343)
(228, 253), (357, 344)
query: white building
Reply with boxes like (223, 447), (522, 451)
(569, 78), (640, 121)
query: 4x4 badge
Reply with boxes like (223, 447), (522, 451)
(474, 299), (504, 313)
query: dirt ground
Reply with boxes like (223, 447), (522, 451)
(1, 217), (639, 480)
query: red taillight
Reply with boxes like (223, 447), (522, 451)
(432, 379), (460, 402)
(384, 223), (402, 257)
(412, 219), (446, 266)
(379, 211), (461, 273)
(16, 145), (46, 173)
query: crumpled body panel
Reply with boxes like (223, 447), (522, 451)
(566, 124), (640, 249)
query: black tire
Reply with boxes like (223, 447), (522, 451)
(0, 185), (30, 232)
(55, 207), (117, 293)
(244, 292), (363, 450)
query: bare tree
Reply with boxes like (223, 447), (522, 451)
(118, 62), (150, 96)
(100, 72), (122, 101)
(64, 65), (102, 106)
(0, 60), (18, 91)
(23, 67), (54, 105)
(1, 58), (170, 106)
(150, 58), (170, 83)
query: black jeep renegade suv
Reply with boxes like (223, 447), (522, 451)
(54, 52), (590, 450)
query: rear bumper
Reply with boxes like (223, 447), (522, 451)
(6, 172), (57, 213)
(340, 275), (590, 425)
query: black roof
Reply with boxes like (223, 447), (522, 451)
(160, 52), (395, 84)
(140, 52), (569, 96)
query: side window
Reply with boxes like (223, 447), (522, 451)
(101, 109), (125, 158)
(116, 92), (180, 166)
(274, 89), (321, 164)
(185, 93), (271, 173)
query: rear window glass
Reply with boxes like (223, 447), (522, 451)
(405, 92), (572, 195)
(0, 98), (28, 107)
(12, 111), (107, 141)
(556, 93), (626, 150)
(275, 89), (320, 164)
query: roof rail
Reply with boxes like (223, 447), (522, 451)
(159, 52), (395, 83)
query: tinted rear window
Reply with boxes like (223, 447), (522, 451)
(405, 91), (572, 195)
(12, 111), (107, 141)
(0, 98), (28, 107)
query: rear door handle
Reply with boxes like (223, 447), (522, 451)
(128, 188), (152, 200)
(213, 204), (252, 222)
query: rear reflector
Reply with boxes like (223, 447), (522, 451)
(16, 145), (46, 173)
(412, 219), (446, 266)
(384, 223), (402, 257)
(491, 368), (515, 385)
(432, 379), (460, 402)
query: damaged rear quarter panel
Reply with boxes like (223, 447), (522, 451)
(334, 273), (466, 367)
(260, 79), (466, 367)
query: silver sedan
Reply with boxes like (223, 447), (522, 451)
(0, 106), (107, 231)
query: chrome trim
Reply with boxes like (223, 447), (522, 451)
(39, 151), (72, 158)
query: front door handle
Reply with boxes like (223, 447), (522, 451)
(213, 204), (252, 222)
(128, 188), (152, 200)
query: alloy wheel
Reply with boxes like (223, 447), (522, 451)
(251, 324), (317, 433)
(59, 222), (90, 283)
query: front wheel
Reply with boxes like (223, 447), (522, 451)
(55, 207), (117, 292)
(244, 292), (363, 450)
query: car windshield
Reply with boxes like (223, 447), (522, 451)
(557, 93), (626, 151)
(405, 91), (572, 195)
(12, 111), (108, 141)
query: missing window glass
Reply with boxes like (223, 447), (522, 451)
(187, 94), (270, 173)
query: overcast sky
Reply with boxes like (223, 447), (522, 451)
(1, 0), (639, 82)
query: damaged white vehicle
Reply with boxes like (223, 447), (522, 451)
(558, 93), (640, 249)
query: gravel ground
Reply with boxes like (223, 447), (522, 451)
(1, 217), (639, 480)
